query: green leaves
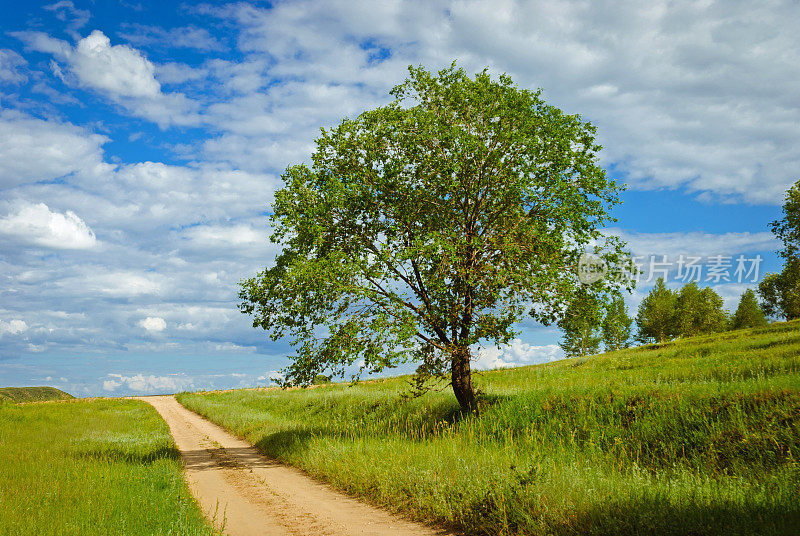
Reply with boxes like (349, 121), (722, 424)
(240, 63), (626, 390)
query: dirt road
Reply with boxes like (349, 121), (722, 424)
(140, 395), (448, 536)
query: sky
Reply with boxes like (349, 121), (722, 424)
(0, 0), (797, 397)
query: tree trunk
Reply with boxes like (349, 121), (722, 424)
(451, 345), (477, 412)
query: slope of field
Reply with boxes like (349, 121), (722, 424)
(0, 398), (219, 536)
(0, 386), (74, 402)
(178, 320), (800, 536)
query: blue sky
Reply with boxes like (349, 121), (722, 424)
(0, 1), (796, 396)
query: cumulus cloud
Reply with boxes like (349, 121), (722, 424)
(70, 30), (161, 98)
(196, 0), (800, 204)
(0, 110), (111, 188)
(0, 319), (28, 337)
(102, 373), (194, 393)
(475, 340), (564, 370)
(14, 30), (199, 127)
(138, 316), (166, 332)
(0, 202), (97, 250)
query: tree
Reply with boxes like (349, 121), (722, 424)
(239, 64), (627, 411)
(770, 179), (800, 259)
(759, 259), (800, 320)
(558, 287), (603, 358)
(602, 294), (632, 351)
(731, 288), (768, 329)
(760, 179), (800, 320)
(635, 278), (676, 343)
(674, 282), (728, 337)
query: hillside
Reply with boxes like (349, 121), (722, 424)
(178, 320), (800, 535)
(0, 386), (74, 403)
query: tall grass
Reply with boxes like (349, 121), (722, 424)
(0, 398), (218, 536)
(178, 320), (800, 535)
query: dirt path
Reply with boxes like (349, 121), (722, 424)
(140, 395), (448, 536)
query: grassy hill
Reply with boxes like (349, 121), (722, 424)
(178, 320), (800, 535)
(0, 386), (74, 403)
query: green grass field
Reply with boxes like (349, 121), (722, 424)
(0, 386), (74, 402)
(178, 320), (800, 536)
(0, 398), (219, 536)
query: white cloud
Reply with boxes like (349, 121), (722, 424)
(118, 24), (224, 52)
(198, 0), (800, 204)
(102, 379), (121, 391)
(138, 316), (166, 332)
(44, 1), (90, 38)
(15, 30), (199, 127)
(0, 202), (97, 250)
(181, 223), (263, 247)
(257, 370), (283, 383)
(475, 340), (564, 370)
(104, 373), (194, 393)
(0, 49), (26, 84)
(609, 229), (778, 259)
(12, 31), (72, 57)
(0, 319), (28, 337)
(70, 30), (160, 98)
(88, 271), (162, 297)
(0, 110), (111, 188)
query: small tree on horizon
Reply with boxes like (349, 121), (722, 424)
(731, 288), (768, 329)
(602, 293), (632, 351)
(674, 282), (728, 337)
(635, 278), (676, 344)
(239, 64), (628, 412)
(558, 287), (604, 358)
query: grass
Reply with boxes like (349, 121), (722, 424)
(0, 398), (220, 536)
(178, 320), (800, 536)
(0, 386), (74, 402)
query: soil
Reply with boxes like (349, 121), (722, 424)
(140, 395), (449, 536)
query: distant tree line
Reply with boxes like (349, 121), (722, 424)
(559, 282), (767, 356)
(633, 279), (766, 345)
(559, 177), (800, 356)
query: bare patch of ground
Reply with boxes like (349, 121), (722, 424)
(140, 395), (449, 536)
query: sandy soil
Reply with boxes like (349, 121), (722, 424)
(140, 395), (449, 536)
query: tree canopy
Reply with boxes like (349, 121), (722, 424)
(731, 288), (768, 329)
(674, 282), (728, 337)
(557, 288), (603, 358)
(760, 179), (800, 320)
(636, 280), (728, 343)
(635, 278), (677, 344)
(239, 64), (627, 411)
(602, 294), (632, 351)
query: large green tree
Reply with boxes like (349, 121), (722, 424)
(760, 179), (800, 320)
(239, 64), (626, 411)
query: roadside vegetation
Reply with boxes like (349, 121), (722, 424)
(0, 398), (219, 536)
(0, 386), (73, 402)
(179, 320), (800, 535)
